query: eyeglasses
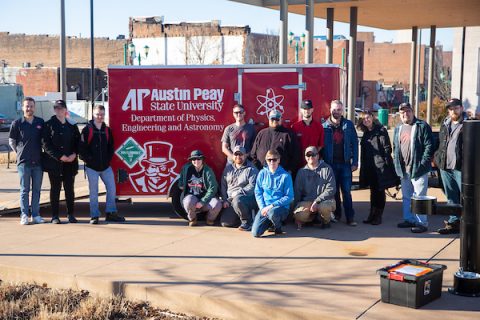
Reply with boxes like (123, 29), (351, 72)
(306, 153), (317, 158)
(266, 158), (278, 163)
(191, 158), (203, 161)
(234, 153), (244, 156)
(233, 111), (244, 115)
(269, 118), (280, 122)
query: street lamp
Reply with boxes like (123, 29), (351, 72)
(288, 32), (305, 64)
(128, 43), (150, 65)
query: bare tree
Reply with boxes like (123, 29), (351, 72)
(433, 46), (451, 101)
(184, 34), (222, 65)
(248, 31), (279, 64)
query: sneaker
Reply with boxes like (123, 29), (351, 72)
(274, 228), (284, 235)
(105, 212), (126, 222)
(68, 215), (78, 223)
(51, 217), (61, 224)
(437, 224), (459, 235)
(188, 219), (197, 227)
(397, 221), (416, 228)
(206, 219), (215, 226)
(321, 222), (331, 229)
(238, 223), (251, 231)
(31, 216), (45, 224)
(346, 219), (357, 227)
(20, 215), (29, 225)
(330, 212), (337, 223)
(411, 225), (428, 233)
(90, 217), (99, 225)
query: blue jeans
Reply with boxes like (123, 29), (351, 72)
(17, 163), (43, 217)
(401, 173), (428, 227)
(331, 163), (355, 220)
(440, 169), (462, 224)
(251, 206), (289, 237)
(85, 166), (117, 217)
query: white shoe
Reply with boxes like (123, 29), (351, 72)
(32, 216), (45, 224)
(20, 215), (29, 225)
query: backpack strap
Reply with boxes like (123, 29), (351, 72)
(87, 123), (109, 145)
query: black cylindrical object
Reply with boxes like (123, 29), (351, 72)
(451, 120), (480, 297)
(460, 120), (480, 272)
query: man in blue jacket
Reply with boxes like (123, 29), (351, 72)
(252, 149), (294, 237)
(393, 102), (434, 233)
(322, 100), (358, 226)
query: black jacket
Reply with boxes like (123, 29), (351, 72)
(79, 121), (114, 171)
(433, 113), (467, 171)
(359, 124), (399, 190)
(250, 125), (300, 172)
(41, 116), (80, 175)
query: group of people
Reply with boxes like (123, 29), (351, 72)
(9, 98), (125, 225)
(10, 96), (467, 237)
(179, 98), (468, 237)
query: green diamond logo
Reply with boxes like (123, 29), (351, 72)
(115, 137), (145, 168)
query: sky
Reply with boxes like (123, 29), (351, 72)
(0, 0), (453, 50)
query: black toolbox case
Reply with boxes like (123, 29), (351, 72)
(378, 259), (447, 308)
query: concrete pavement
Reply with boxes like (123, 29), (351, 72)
(0, 164), (478, 319)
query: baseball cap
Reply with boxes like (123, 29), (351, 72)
(301, 100), (313, 109)
(233, 146), (246, 155)
(268, 109), (282, 120)
(399, 102), (413, 111)
(54, 99), (67, 109)
(304, 146), (318, 156)
(446, 98), (462, 109)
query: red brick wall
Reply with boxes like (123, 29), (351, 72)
(15, 68), (58, 96)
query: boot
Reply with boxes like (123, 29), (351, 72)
(371, 208), (383, 225)
(363, 207), (375, 224)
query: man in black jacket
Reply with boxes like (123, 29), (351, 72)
(42, 100), (80, 224)
(250, 109), (299, 173)
(79, 105), (125, 224)
(434, 98), (467, 234)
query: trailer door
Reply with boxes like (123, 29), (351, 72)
(239, 68), (304, 129)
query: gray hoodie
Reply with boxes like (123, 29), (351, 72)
(294, 160), (336, 205)
(221, 161), (258, 202)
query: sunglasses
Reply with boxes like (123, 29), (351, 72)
(234, 153), (244, 156)
(266, 158), (278, 163)
(233, 111), (244, 115)
(191, 158), (203, 161)
(269, 118), (280, 121)
(306, 153), (318, 157)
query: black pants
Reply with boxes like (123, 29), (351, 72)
(48, 172), (75, 218)
(370, 177), (386, 210)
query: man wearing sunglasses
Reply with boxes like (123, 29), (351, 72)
(293, 146), (336, 229)
(252, 149), (294, 237)
(250, 109), (299, 173)
(178, 150), (222, 227)
(221, 104), (256, 163)
(220, 146), (258, 231)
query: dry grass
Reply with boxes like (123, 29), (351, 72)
(0, 280), (219, 320)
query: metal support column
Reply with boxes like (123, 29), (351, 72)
(347, 7), (357, 122)
(415, 28), (422, 115)
(427, 25), (436, 124)
(279, 0), (288, 64)
(305, 0), (314, 64)
(410, 26), (417, 108)
(90, 0), (95, 110)
(460, 27), (466, 101)
(60, 0), (66, 101)
(326, 8), (334, 64)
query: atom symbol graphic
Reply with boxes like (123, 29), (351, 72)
(256, 88), (285, 116)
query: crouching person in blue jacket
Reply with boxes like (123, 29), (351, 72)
(252, 149), (294, 237)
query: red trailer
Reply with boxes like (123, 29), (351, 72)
(108, 64), (345, 218)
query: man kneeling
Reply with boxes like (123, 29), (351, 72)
(220, 146), (258, 231)
(294, 146), (336, 229)
(252, 150), (294, 237)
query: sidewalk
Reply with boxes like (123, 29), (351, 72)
(1, 165), (478, 319)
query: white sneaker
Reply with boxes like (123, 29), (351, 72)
(32, 216), (45, 224)
(20, 215), (29, 225)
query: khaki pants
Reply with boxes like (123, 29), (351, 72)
(293, 200), (336, 224)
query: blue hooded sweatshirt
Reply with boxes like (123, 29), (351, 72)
(254, 165), (294, 210)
